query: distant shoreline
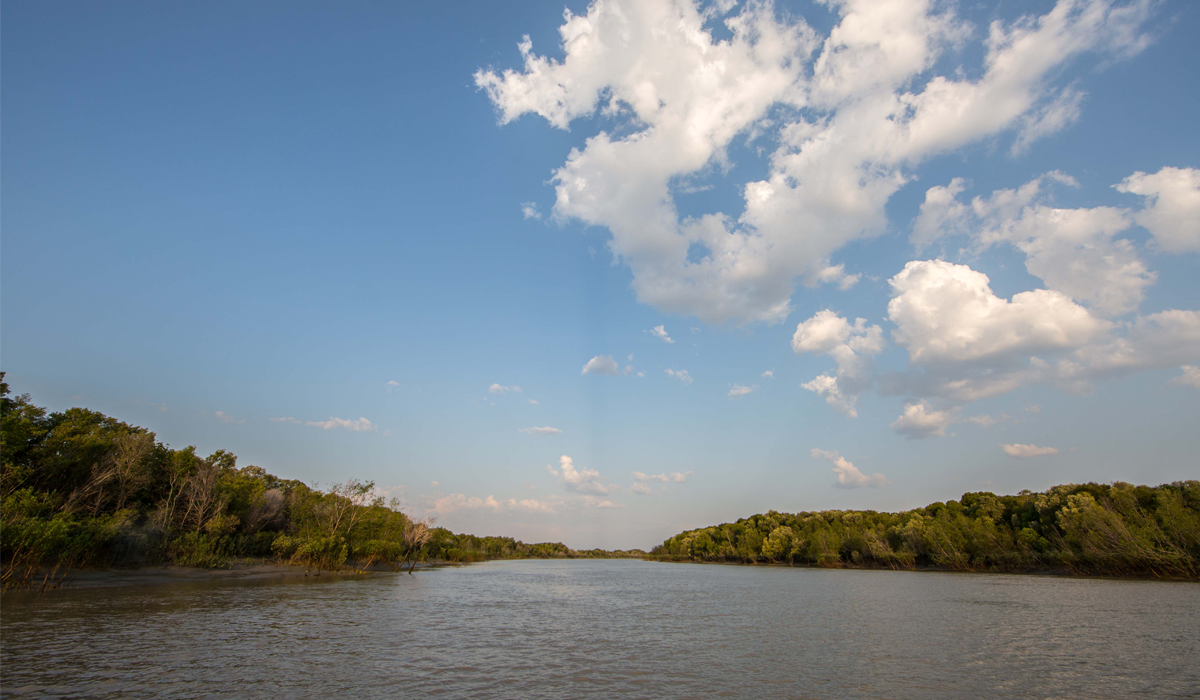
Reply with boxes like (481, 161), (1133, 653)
(642, 557), (1200, 581)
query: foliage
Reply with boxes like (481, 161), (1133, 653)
(0, 376), (635, 589)
(648, 482), (1200, 579)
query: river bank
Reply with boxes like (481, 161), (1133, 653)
(3, 559), (448, 592)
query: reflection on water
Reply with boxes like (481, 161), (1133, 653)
(2, 560), (1198, 699)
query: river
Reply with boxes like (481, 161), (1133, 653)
(2, 559), (1198, 698)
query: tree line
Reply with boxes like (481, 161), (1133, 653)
(0, 375), (637, 590)
(648, 480), (1200, 578)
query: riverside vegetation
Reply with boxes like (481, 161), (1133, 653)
(649, 482), (1200, 578)
(0, 376), (640, 590)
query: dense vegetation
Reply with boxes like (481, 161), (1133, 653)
(0, 376), (635, 590)
(649, 481), (1200, 578)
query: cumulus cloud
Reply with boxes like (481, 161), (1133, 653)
(215, 411), (244, 425)
(582, 355), (620, 375)
(882, 258), (1200, 404)
(793, 310), (883, 417)
(647, 325), (674, 343)
(489, 383), (522, 394)
(913, 173), (1154, 317)
(666, 368), (693, 385)
(306, 417), (376, 432)
(1001, 443), (1059, 458)
(1171, 366), (1200, 389)
(1117, 167), (1200, 253)
(518, 426), (563, 436)
(630, 482), (654, 495)
(812, 448), (887, 489)
(385, 380), (400, 391)
(890, 402), (955, 439)
(728, 384), (757, 400)
(547, 455), (617, 495)
(762, 370), (774, 379)
(478, 0), (1154, 324)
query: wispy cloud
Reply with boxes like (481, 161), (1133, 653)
(647, 325), (674, 343)
(306, 416), (376, 432)
(1000, 443), (1058, 459)
(665, 368), (693, 385)
(762, 370), (774, 379)
(728, 384), (757, 400)
(633, 470), (691, 484)
(215, 411), (244, 425)
(812, 449), (887, 489)
(521, 202), (541, 220)
(518, 426), (562, 436)
(489, 383), (522, 394)
(1170, 366), (1200, 389)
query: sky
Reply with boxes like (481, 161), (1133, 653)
(2, 0), (1198, 550)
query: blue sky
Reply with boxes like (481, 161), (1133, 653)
(3, 0), (1198, 549)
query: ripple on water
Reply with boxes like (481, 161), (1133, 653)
(2, 560), (1199, 699)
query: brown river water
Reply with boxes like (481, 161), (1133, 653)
(2, 559), (1198, 699)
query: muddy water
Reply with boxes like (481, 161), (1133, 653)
(2, 559), (1198, 698)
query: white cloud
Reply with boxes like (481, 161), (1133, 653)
(728, 384), (757, 400)
(547, 455), (617, 495)
(528, 399), (539, 405)
(889, 259), (1106, 367)
(489, 383), (522, 394)
(630, 482), (654, 495)
(890, 402), (955, 439)
(215, 411), (244, 425)
(666, 368), (693, 385)
(913, 173), (1154, 317)
(633, 470), (692, 485)
(385, 380), (400, 391)
(964, 414), (996, 427)
(634, 472), (668, 483)
(581, 355), (620, 375)
(427, 493), (559, 516)
(518, 426), (563, 436)
(270, 416), (301, 424)
(478, 0), (1153, 324)
(793, 310), (883, 417)
(883, 260), (1200, 403)
(1001, 443), (1059, 458)
(1171, 366), (1200, 389)
(1024, 404), (1042, 413)
(812, 448), (887, 489)
(762, 370), (774, 379)
(814, 264), (861, 291)
(306, 417), (376, 432)
(647, 325), (674, 343)
(521, 201), (542, 220)
(1117, 167), (1200, 253)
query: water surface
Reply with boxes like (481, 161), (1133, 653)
(3, 560), (1198, 698)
